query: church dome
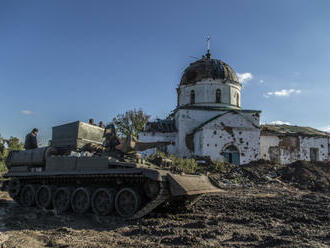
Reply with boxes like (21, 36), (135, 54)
(180, 54), (240, 86)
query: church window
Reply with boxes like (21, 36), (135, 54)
(190, 90), (195, 104)
(216, 89), (221, 103)
(236, 92), (240, 107)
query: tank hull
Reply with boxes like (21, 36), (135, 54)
(3, 156), (222, 219)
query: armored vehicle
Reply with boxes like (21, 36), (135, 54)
(2, 121), (221, 218)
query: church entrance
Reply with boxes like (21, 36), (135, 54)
(223, 145), (240, 165)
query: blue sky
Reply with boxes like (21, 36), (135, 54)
(0, 0), (329, 144)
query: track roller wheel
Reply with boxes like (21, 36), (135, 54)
(53, 187), (73, 213)
(91, 188), (115, 216)
(71, 187), (91, 214)
(115, 187), (141, 218)
(36, 185), (54, 209)
(143, 180), (160, 199)
(20, 184), (36, 207)
(8, 178), (21, 199)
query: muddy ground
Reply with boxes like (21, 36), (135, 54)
(0, 183), (330, 248)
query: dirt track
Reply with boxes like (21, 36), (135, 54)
(1, 184), (330, 248)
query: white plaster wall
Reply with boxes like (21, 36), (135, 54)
(138, 132), (176, 157)
(178, 79), (241, 109)
(240, 112), (260, 126)
(195, 112), (260, 164)
(260, 135), (329, 164)
(329, 137), (330, 160)
(260, 135), (279, 160)
(174, 109), (226, 157)
(299, 136), (328, 161)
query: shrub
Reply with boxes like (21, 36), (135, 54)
(169, 155), (199, 174)
(0, 161), (7, 174)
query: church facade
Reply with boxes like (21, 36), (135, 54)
(139, 51), (261, 165)
(139, 51), (330, 165)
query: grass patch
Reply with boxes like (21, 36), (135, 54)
(169, 155), (199, 174)
(148, 151), (230, 174)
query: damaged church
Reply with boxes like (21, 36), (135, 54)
(139, 50), (330, 165)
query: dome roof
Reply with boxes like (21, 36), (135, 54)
(180, 54), (240, 86)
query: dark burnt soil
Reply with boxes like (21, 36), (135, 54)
(280, 161), (330, 192)
(1, 184), (330, 248)
(211, 160), (330, 193)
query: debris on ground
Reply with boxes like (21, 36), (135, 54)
(0, 185), (330, 248)
(209, 160), (330, 192)
(1, 159), (330, 247)
(279, 160), (330, 192)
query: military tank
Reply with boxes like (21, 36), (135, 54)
(2, 121), (222, 219)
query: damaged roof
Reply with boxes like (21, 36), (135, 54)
(261, 124), (329, 137)
(143, 119), (177, 133)
(180, 55), (240, 86)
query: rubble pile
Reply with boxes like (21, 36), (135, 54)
(148, 152), (330, 192)
(210, 160), (330, 192)
(209, 160), (282, 188)
(279, 160), (330, 192)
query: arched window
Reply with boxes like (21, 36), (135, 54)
(190, 90), (195, 104)
(216, 89), (221, 103)
(236, 93), (240, 107)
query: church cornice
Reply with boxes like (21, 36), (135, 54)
(171, 105), (261, 115)
(191, 110), (260, 135)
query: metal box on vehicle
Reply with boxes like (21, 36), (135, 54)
(51, 121), (104, 150)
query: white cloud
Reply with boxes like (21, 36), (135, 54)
(21, 110), (33, 115)
(266, 120), (291, 125)
(237, 72), (253, 84)
(320, 125), (330, 132)
(264, 89), (301, 97)
(259, 79), (264, 83)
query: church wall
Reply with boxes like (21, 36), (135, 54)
(178, 79), (241, 108)
(240, 111), (260, 126)
(260, 135), (280, 161)
(193, 131), (203, 155)
(138, 132), (176, 157)
(299, 136), (328, 161)
(175, 109), (226, 157)
(329, 137), (330, 160)
(195, 112), (260, 164)
(260, 134), (328, 164)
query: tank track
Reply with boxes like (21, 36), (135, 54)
(5, 174), (172, 219)
(131, 181), (169, 219)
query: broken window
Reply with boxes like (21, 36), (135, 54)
(190, 90), (195, 104)
(216, 89), (221, 103)
(269, 146), (280, 163)
(310, 148), (319, 162)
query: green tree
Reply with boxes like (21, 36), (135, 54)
(0, 135), (24, 174)
(113, 109), (150, 138)
(6, 136), (24, 151)
(0, 135), (6, 162)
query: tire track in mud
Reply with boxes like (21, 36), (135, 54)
(0, 186), (330, 247)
